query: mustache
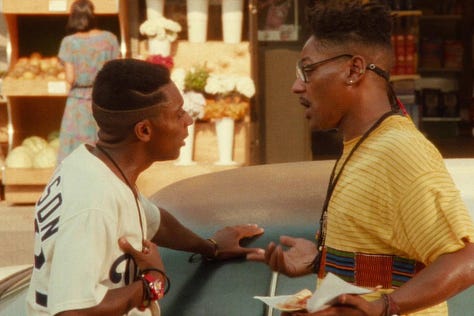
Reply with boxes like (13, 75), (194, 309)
(299, 97), (311, 108)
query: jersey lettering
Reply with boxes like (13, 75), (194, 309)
(34, 176), (62, 270)
(36, 176), (62, 242)
(37, 176), (60, 205)
(109, 254), (139, 285)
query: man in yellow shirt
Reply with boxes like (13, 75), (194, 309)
(248, 1), (474, 315)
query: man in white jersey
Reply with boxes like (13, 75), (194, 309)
(27, 59), (264, 315)
(248, 1), (474, 315)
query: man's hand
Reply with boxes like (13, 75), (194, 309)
(211, 224), (265, 260)
(247, 235), (317, 277)
(280, 294), (384, 316)
(119, 238), (165, 271)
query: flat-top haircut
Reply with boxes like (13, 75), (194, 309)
(67, 0), (97, 33)
(307, 0), (393, 50)
(306, 0), (402, 109)
(92, 59), (171, 111)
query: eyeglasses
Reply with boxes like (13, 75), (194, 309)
(296, 54), (353, 83)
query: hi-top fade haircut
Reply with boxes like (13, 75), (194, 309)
(307, 0), (393, 50)
(305, 0), (406, 113)
(92, 58), (171, 111)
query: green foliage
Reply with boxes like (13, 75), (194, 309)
(184, 64), (210, 93)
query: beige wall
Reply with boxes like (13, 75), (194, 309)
(262, 48), (312, 163)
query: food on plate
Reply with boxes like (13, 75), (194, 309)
(276, 289), (313, 311)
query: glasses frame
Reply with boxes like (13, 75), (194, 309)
(296, 54), (353, 83)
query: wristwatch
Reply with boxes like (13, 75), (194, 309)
(142, 273), (165, 301)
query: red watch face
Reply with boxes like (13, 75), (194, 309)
(143, 273), (165, 300)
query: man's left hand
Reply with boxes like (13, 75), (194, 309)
(211, 224), (264, 260)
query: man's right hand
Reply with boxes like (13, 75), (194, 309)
(119, 237), (165, 272)
(247, 235), (317, 277)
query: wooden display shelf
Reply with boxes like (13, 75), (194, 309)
(2, 167), (54, 205)
(6, 96), (65, 150)
(390, 74), (421, 82)
(0, 119), (251, 204)
(160, 41), (251, 76)
(1, 0), (119, 14)
(2, 78), (68, 96)
(391, 10), (423, 17)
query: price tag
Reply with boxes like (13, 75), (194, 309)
(49, 0), (68, 12)
(48, 81), (68, 95)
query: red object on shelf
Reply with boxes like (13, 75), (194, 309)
(443, 40), (463, 69)
(405, 33), (416, 74)
(146, 54), (174, 70)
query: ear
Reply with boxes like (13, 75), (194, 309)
(345, 55), (367, 86)
(134, 120), (152, 142)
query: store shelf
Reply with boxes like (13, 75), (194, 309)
(391, 10), (423, 17)
(1, 0), (119, 14)
(421, 117), (462, 122)
(0, 0), (123, 199)
(2, 167), (54, 205)
(418, 68), (462, 73)
(390, 74), (421, 82)
(2, 167), (53, 185)
(172, 41), (251, 75)
(420, 14), (462, 21)
(2, 78), (68, 96)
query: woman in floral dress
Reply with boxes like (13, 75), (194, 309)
(57, 0), (120, 163)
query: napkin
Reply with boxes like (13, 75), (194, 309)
(254, 272), (373, 312)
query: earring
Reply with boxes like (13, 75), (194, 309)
(347, 79), (354, 85)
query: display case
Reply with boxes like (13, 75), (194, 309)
(412, 0), (473, 138)
(1, 0), (128, 204)
(0, 0), (258, 204)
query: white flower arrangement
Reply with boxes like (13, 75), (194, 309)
(171, 68), (205, 119)
(183, 91), (206, 120)
(139, 16), (182, 42)
(204, 74), (255, 98)
(203, 73), (255, 120)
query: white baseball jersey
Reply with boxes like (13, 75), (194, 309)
(26, 145), (161, 315)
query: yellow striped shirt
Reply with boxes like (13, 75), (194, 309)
(324, 115), (474, 315)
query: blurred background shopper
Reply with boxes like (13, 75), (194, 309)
(56, 0), (120, 163)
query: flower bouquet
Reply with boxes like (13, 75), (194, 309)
(139, 16), (182, 42)
(203, 74), (255, 121)
(171, 65), (210, 119)
(171, 66), (212, 165)
(184, 64), (211, 94)
(140, 16), (182, 57)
